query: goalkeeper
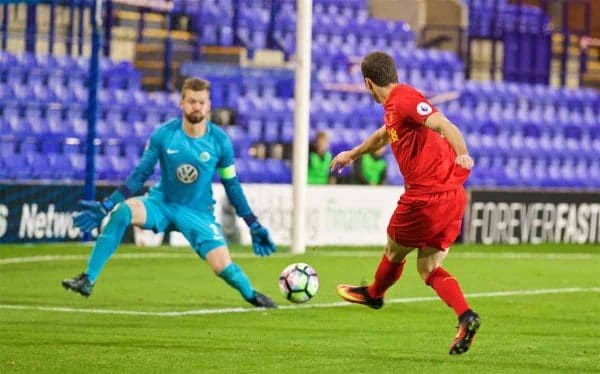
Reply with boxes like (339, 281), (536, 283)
(62, 78), (277, 308)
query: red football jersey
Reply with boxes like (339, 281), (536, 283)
(384, 84), (469, 195)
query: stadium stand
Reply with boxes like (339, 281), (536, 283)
(464, 0), (553, 83)
(0, 0), (598, 189)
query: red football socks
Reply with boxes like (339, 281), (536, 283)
(426, 267), (470, 316)
(367, 255), (406, 298)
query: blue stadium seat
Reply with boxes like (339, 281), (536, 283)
(65, 149), (88, 176)
(23, 118), (45, 138)
(4, 116), (28, 137)
(70, 118), (88, 138)
(133, 121), (152, 141)
(45, 105), (63, 122)
(27, 153), (54, 179)
(63, 138), (82, 154)
(125, 109), (144, 124)
(124, 142), (143, 159)
(19, 137), (38, 154)
(247, 158), (267, 182)
(113, 121), (133, 138)
(103, 139), (122, 156)
(245, 117), (263, 142)
(95, 120), (112, 139)
(0, 135), (17, 157)
(265, 159), (291, 183)
(589, 160), (600, 188)
(0, 50), (16, 71)
(263, 118), (280, 143)
(108, 155), (132, 180)
(46, 116), (71, 136)
(39, 136), (62, 154)
(48, 153), (75, 179)
(2, 153), (30, 179)
(27, 69), (47, 87)
(95, 155), (114, 180)
(235, 4), (270, 55)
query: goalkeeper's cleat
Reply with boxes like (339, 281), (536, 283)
(61, 273), (94, 297)
(336, 284), (384, 310)
(449, 309), (481, 355)
(248, 291), (277, 309)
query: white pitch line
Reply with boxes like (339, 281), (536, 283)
(0, 251), (597, 265)
(305, 252), (599, 260)
(451, 252), (598, 260)
(0, 287), (598, 317)
(0, 253), (190, 265)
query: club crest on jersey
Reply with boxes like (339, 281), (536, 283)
(176, 164), (198, 183)
(199, 151), (211, 162)
(416, 102), (433, 116)
(387, 128), (399, 143)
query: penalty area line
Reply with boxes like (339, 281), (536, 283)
(0, 287), (598, 317)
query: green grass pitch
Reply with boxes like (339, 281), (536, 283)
(1, 243), (599, 373)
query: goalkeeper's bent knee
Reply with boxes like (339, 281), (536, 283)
(108, 203), (132, 227)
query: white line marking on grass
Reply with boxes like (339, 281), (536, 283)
(301, 252), (599, 260)
(0, 251), (597, 265)
(0, 253), (190, 265)
(453, 252), (598, 260)
(0, 287), (598, 317)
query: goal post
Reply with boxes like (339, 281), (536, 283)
(291, 0), (313, 255)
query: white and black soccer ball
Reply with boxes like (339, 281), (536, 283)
(279, 263), (319, 303)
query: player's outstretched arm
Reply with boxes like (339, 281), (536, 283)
(73, 130), (161, 232)
(424, 112), (474, 169)
(217, 134), (275, 256)
(219, 168), (276, 257)
(330, 125), (389, 173)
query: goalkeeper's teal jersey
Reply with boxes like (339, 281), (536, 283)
(122, 118), (234, 211)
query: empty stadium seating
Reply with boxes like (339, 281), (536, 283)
(464, 0), (552, 83)
(465, 0), (548, 39)
(2, 47), (598, 188)
(1, 0), (598, 189)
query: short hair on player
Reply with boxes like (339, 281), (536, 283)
(361, 51), (398, 87)
(181, 78), (210, 98)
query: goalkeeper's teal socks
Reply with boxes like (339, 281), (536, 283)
(218, 263), (255, 301)
(85, 203), (132, 282)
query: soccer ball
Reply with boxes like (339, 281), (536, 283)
(278, 263), (319, 303)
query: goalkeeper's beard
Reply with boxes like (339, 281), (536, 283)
(184, 112), (205, 125)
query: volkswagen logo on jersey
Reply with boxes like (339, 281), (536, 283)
(176, 164), (198, 184)
(416, 102), (433, 116)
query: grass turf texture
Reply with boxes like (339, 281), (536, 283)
(1, 243), (599, 373)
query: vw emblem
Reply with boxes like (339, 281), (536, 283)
(176, 164), (198, 184)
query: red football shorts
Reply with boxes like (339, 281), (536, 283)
(387, 187), (467, 250)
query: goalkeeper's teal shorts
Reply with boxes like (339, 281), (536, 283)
(137, 193), (226, 258)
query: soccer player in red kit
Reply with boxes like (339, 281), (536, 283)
(331, 51), (480, 355)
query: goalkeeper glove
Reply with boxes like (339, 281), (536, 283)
(244, 216), (276, 257)
(73, 199), (115, 232)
